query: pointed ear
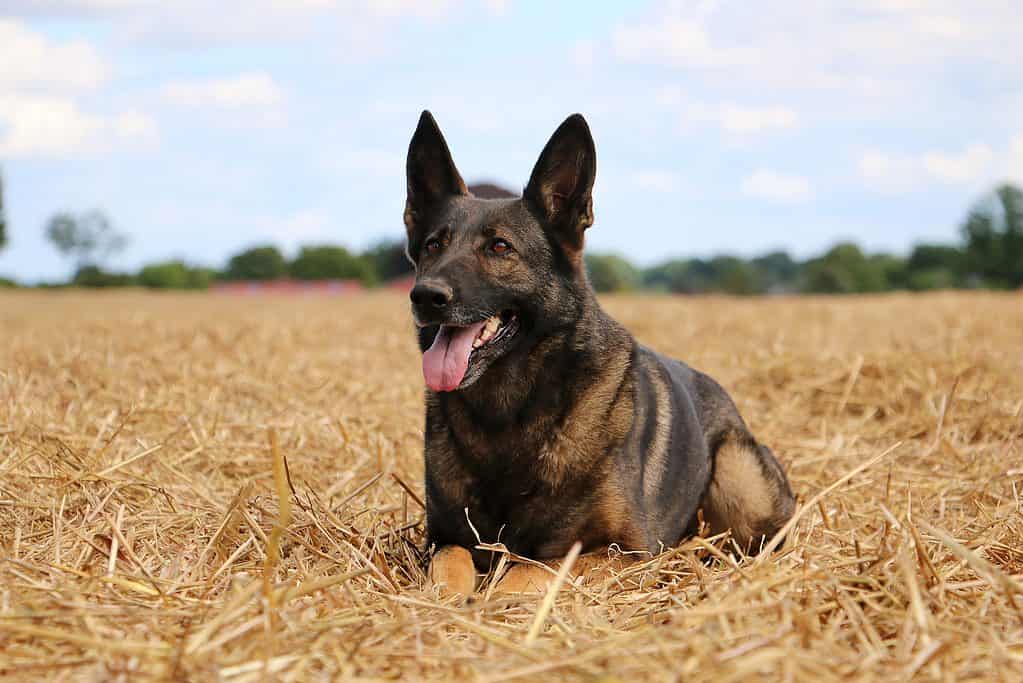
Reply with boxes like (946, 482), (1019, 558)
(523, 114), (596, 255)
(405, 110), (468, 239)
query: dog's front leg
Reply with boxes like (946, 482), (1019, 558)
(427, 545), (476, 596)
(495, 551), (632, 594)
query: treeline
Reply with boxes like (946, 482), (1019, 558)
(588, 182), (1021, 294)
(589, 242), (976, 294)
(36, 241), (412, 290)
(1, 180), (1020, 294)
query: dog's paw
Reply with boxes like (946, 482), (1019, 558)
(426, 545), (476, 597)
(493, 563), (557, 594)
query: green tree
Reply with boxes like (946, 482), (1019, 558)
(641, 259), (716, 293)
(138, 261), (214, 289)
(803, 243), (890, 294)
(904, 244), (965, 290)
(365, 240), (414, 281)
(224, 245), (287, 281)
(708, 256), (760, 294)
(290, 245), (377, 284)
(869, 253), (908, 290)
(641, 261), (682, 292)
(72, 265), (136, 288)
(45, 210), (128, 272)
(752, 251), (799, 292)
(961, 183), (1023, 288)
(0, 168), (7, 251)
(585, 253), (640, 292)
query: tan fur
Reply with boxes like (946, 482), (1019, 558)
(493, 563), (555, 594)
(494, 551), (634, 594)
(642, 362), (672, 505)
(702, 438), (791, 551)
(427, 545), (476, 596)
(534, 343), (632, 488)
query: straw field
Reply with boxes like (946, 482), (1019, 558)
(1, 290), (1022, 682)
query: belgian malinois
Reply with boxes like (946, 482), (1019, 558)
(404, 111), (796, 594)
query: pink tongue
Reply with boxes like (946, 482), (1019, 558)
(422, 321), (488, 392)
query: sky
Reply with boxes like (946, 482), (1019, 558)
(1, 0), (1021, 282)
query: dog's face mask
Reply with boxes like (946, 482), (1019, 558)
(403, 111), (597, 392)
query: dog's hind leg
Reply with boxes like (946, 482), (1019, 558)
(701, 433), (795, 554)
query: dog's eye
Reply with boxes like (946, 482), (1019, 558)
(424, 238), (442, 255)
(490, 239), (512, 255)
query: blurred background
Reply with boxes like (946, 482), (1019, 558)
(0, 1), (1020, 294)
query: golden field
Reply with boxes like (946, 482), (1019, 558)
(1, 290), (1022, 682)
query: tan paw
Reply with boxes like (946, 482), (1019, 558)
(427, 545), (476, 596)
(494, 563), (557, 594)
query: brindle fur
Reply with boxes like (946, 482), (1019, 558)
(404, 111), (796, 594)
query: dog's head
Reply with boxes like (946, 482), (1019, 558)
(404, 110), (597, 393)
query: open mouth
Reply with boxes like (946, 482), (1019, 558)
(422, 310), (518, 392)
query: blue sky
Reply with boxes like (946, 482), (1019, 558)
(1, 0), (1021, 281)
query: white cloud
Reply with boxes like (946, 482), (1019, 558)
(614, 18), (752, 69)
(482, 0), (509, 15)
(612, 1), (1023, 97)
(0, 20), (156, 158)
(0, 93), (102, 157)
(922, 144), (994, 184)
(6, 1), (503, 48)
(0, 93), (156, 158)
(656, 89), (799, 135)
(160, 72), (283, 108)
(0, 19), (108, 90)
(741, 170), (812, 203)
(715, 104), (797, 134)
(859, 143), (999, 192)
(113, 110), (159, 146)
(3, 0), (142, 13)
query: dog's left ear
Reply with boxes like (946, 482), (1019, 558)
(524, 114), (596, 258)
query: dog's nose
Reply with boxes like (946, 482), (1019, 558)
(410, 282), (453, 311)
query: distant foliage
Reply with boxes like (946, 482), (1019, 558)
(585, 254), (640, 292)
(139, 261), (214, 289)
(290, 245), (377, 285)
(803, 243), (889, 294)
(365, 240), (414, 281)
(72, 266), (136, 288)
(0, 167), (7, 251)
(26, 181), (1023, 294)
(223, 245), (288, 281)
(45, 210), (127, 271)
(962, 183), (1023, 289)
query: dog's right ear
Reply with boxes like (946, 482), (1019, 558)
(405, 111), (468, 243)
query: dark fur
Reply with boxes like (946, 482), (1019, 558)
(405, 111), (795, 573)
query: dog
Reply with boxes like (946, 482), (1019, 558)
(403, 110), (796, 594)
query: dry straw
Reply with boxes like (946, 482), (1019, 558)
(1, 290), (1022, 681)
